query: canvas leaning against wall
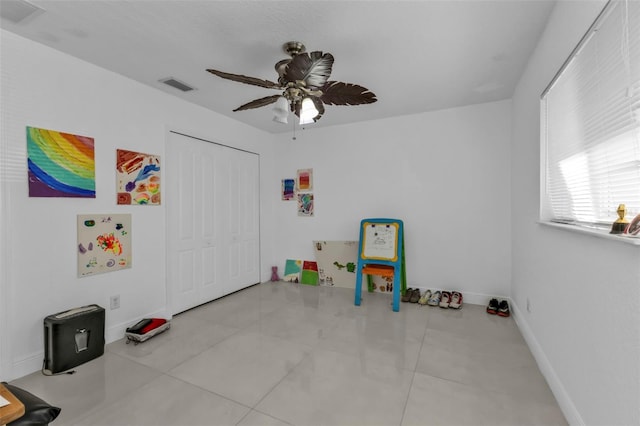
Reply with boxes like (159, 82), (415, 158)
(27, 126), (96, 198)
(116, 149), (161, 205)
(313, 241), (358, 288)
(300, 261), (319, 285)
(78, 214), (132, 277)
(284, 259), (302, 282)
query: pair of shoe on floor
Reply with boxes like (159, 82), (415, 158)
(401, 288), (422, 303)
(487, 298), (510, 317)
(420, 290), (463, 309)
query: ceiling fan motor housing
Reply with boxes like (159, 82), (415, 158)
(283, 41), (305, 57)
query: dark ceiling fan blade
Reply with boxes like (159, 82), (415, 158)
(275, 59), (291, 86)
(310, 96), (325, 122)
(206, 69), (282, 89)
(320, 81), (377, 106)
(284, 51), (334, 89)
(233, 94), (281, 112)
(275, 59), (290, 77)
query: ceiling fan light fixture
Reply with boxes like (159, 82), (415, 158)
(273, 113), (288, 124)
(272, 96), (289, 122)
(273, 96), (289, 115)
(299, 97), (318, 125)
(299, 116), (315, 125)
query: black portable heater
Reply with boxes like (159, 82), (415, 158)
(43, 304), (105, 374)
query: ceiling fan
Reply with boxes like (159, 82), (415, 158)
(206, 41), (377, 125)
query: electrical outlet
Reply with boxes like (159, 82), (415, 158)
(526, 297), (531, 313)
(110, 295), (120, 310)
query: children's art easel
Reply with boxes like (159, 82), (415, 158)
(354, 218), (406, 312)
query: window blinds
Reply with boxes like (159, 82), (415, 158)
(541, 0), (640, 225)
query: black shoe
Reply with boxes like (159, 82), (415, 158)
(486, 298), (499, 315)
(402, 288), (413, 303)
(497, 300), (510, 317)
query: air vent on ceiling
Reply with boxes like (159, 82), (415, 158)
(0, 0), (45, 24)
(159, 77), (196, 92)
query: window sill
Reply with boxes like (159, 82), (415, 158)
(538, 221), (640, 246)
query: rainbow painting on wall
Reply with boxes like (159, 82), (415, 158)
(27, 126), (96, 198)
(116, 149), (161, 205)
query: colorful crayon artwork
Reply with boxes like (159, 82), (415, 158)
(78, 214), (132, 277)
(296, 168), (313, 191)
(116, 149), (161, 205)
(298, 193), (314, 216)
(282, 178), (295, 200)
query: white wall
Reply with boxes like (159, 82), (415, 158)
(273, 101), (512, 304)
(0, 30), (277, 380)
(6, 5), (638, 422)
(511, 2), (640, 425)
(1, 29), (512, 380)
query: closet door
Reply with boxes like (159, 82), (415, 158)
(167, 132), (260, 314)
(226, 148), (260, 295)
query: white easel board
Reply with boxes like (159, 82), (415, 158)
(361, 222), (399, 261)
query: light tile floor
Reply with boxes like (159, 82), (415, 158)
(11, 282), (567, 426)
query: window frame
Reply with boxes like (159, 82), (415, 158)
(539, 0), (640, 243)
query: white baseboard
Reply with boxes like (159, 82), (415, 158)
(511, 300), (584, 426)
(11, 350), (43, 381)
(106, 319), (133, 344)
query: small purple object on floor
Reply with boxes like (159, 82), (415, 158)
(271, 266), (280, 281)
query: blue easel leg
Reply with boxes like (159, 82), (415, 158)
(392, 269), (400, 312)
(354, 270), (363, 306)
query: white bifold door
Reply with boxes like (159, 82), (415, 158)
(167, 131), (260, 315)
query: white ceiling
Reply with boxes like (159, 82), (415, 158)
(0, 0), (557, 134)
